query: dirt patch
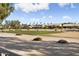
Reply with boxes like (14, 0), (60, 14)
(47, 32), (79, 39)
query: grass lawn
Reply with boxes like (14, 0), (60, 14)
(3, 29), (62, 35)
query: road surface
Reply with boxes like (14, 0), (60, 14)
(0, 33), (79, 56)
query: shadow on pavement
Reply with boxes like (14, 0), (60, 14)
(0, 36), (79, 56)
(0, 47), (21, 56)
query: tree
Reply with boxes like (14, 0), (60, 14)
(0, 3), (14, 24)
(4, 20), (11, 29)
(5, 20), (21, 29)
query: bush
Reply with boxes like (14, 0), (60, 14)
(32, 37), (42, 41)
(57, 39), (68, 44)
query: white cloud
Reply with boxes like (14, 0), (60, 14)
(15, 3), (49, 13)
(42, 15), (53, 19)
(42, 16), (46, 19)
(58, 3), (70, 7)
(48, 15), (53, 19)
(71, 4), (75, 8)
(63, 16), (72, 20)
(58, 3), (75, 8)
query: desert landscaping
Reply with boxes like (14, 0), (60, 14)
(0, 3), (79, 56)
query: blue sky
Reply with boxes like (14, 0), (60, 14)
(4, 3), (79, 24)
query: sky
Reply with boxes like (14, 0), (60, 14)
(4, 3), (79, 24)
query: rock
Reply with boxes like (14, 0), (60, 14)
(16, 33), (22, 36)
(57, 39), (68, 44)
(32, 37), (42, 41)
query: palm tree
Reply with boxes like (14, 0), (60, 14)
(5, 20), (10, 29)
(9, 20), (21, 29)
(5, 20), (21, 29)
(0, 3), (14, 24)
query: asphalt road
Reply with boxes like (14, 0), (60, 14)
(0, 33), (79, 56)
